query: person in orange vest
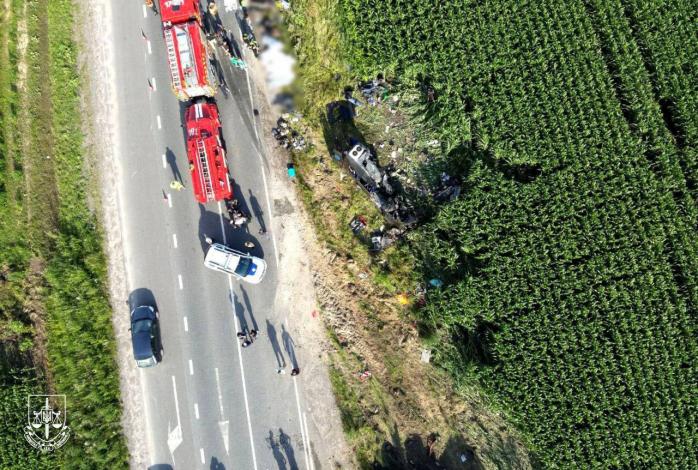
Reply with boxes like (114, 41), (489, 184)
(145, 0), (158, 15)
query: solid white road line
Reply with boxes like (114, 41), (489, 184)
(167, 193), (172, 208)
(178, 274), (183, 290)
(303, 412), (315, 470)
(142, 4), (147, 17)
(293, 376), (311, 470)
(194, 403), (200, 419)
(214, 367), (231, 454)
(172, 233), (178, 248)
(217, 202), (228, 244)
(243, 68), (260, 142)
(157, 115), (162, 129)
(162, 153), (166, 168)
(183, 316), (188, 332)
(169, 375), (183, 460)
(230, 284), (259, 470)
(172, 376), (181, 426)
(259, 165), (280, 266)
(200, 448), (205, 464)
(214, 367), (225, 418)
(188, 359), (193, 375)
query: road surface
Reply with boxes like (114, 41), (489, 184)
(111, 3), (316, 468)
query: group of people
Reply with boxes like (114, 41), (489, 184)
(226, 198), (249, 228)
(271, 117), (306, 151)
(237, 327), (258, 347)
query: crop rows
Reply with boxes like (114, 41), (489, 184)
(340, 0), (697, 467)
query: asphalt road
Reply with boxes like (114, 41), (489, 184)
(112, 3), (313, 469)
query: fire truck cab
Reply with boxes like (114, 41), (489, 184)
(160, 0), (215, 100)
(185, 101), (232, 203)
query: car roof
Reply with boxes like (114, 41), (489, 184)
(206, 244), (242, 271)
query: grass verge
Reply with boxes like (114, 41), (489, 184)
(0, 0), (127, 467)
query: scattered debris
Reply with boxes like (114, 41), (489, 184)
(433, 172), (461, 203)
(349, 216), (367, 234)
(272, 115), (307, 151)
(420, 349), (432, 364)
(429, 278), (443, 288)
(345, 143), (417, 225)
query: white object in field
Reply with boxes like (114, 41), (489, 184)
(420, 349), (432, 363)
(259, 36), (296, 92)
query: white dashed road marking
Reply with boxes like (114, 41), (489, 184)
(147, 40), (152, 54)
(157, 115), (162, 129)
(172, 233), (178, 248)
(183, 316), (188, 331)
(151, 77), (157, 91)
(189, 359), (193, 375)
(167, 193), (172, 208)
(178, 274), (183, 290)
(194, 403), (199, 419)
(200, 448), (205, 464)
(162, 153), (166, 168)
(142, 4), (147, 17)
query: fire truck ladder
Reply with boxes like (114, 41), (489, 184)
(164, 31), (182, 90)
(197, 140), (214, 201)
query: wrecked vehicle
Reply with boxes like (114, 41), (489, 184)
(345, 143), (417, 226)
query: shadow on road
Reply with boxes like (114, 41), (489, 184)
(266, 320), (285, 368)
(281, 324), (298, 370)
(147, 465), (173, 470)
(279, 428), (298, 470)
(209, 456), (226, 470)
(197, 203), (227, 255)
(240, 285), (259, 331)
(165, 147), (183, 184)
(247, 188), (266, 233)
(267, 429), (288, 470)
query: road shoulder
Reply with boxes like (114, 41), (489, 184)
(76, 1), (148, 468)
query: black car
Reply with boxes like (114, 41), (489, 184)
(130, 305), (160, 368)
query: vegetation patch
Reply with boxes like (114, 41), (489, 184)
(284, 0), (698, 468)
(338, 0), (698, 468)
(0, 0), (127, 467)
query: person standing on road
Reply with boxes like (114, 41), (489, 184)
(145, 0), (158, 15)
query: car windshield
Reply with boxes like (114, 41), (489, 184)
(234, 256), (251, 276)
(132, 318), (152, 334)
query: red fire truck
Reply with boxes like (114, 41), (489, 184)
(160, 0), (216, 100)
(185, 101), (232, 203)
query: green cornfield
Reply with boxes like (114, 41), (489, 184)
(339, 0), (697, 467)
